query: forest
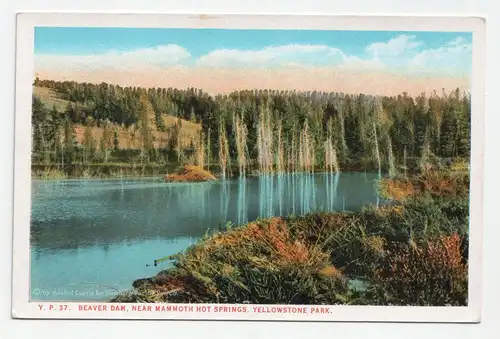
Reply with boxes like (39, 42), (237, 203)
(31, 77), (470, 178)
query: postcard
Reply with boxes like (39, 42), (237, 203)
(12, 13), (485, 322)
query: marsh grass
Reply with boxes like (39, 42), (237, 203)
(377, 169), (470, 201)
(33, 168), (67, 180)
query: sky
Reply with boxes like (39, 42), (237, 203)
(33, 27), (473, 95)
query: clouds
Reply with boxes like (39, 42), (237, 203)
(195, 44), (385, 70)
(366, 34), (423, 58)
(35, 44), (190, 71)
(196, 44), (344, 68)
(407, 36), (472, 75)
(34, 34), (472, 77)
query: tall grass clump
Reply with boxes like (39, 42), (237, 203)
(371, 233), (468, 306)
(113, 217), (350, 304)
(34, 168), (67, 180)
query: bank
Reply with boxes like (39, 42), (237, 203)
(110, 168), (470, 306)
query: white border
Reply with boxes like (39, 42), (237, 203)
(12, 12), (486, 322)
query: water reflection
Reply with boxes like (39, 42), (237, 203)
(30, 172), (381, 301)
(31, 173), (381, 251)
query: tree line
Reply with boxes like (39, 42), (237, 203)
(32, 78), (471, 176)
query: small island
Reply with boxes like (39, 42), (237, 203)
(164, 165), (218, 183)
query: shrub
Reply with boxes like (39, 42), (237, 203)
(114, 217), (349, 304)
(378, 170), (469, 201)
(371, 233), (468, 306)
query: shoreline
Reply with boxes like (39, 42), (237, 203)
(110, 169), (470, 306)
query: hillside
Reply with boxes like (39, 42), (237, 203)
(33, 86), (201, 150)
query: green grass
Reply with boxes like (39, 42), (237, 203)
(33, 86), (202, 151)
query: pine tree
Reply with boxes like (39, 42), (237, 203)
(50, 105), (62, 165)
(113, 128), (120, 151)
(31, 95), (49, 162)
(190, 106), (197, 123)
(63, 117), (76, 167)
(101, 119), (112, 163)
(137, 95), (155, 163)
(83, 116), (95, 163)
(65, 102), (78, 123)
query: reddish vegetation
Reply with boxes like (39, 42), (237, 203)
(244, 218), (313, 264)
(379, 179), (416, 200)
(205, 217), (327, 266)
(379, 171), (469, 201)
(374, 233), (467, 305)
(164, 165), (217, 183)
(416, 171), (469, 198)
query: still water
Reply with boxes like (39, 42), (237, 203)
(30, 172), (381, 301)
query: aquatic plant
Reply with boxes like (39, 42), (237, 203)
(35, 168), (67, 180)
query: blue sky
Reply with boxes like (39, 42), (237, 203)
(33, 27), (473, 94)
(34, 27), (471, 57)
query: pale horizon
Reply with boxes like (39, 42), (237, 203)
(35, 68), (470, 98)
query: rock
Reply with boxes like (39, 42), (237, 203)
(132, 277), (153, 289)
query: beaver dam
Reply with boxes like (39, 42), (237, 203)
(164, 166), (217, 183)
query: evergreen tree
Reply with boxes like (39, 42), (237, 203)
(63, 117), (76, 167)
(83, 116), (95, 163)
(138, 95), (154, 163)
(113, 128), (120, 151)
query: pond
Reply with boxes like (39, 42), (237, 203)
(30, 172), (382, 301)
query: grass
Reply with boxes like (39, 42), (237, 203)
(33, 86), (70, 113)
(32, 168), (68, 180)
(378, 169), (470, 201)
(31, 162), (176, 180)
(34, 86), (201, 150)
(112, 169), (470, 306)
(164, 165), (217, 183)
